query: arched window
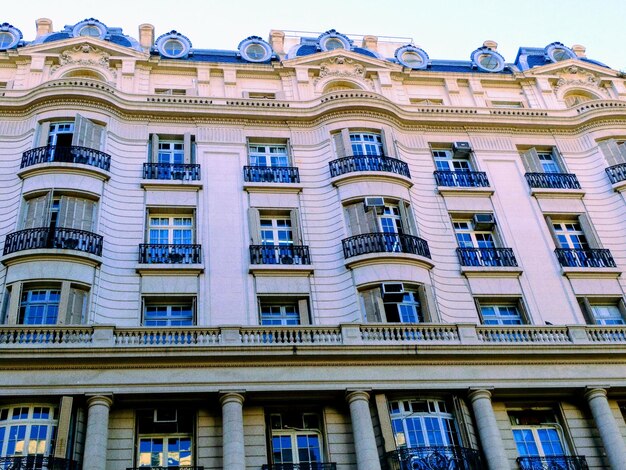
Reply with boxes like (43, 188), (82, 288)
(563, 90), (598, 107)
(322, 80), (362, 93)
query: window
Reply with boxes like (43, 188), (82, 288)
(471, 47), (505, 72)
(0, 405), (58, 457)
(245, 92), (276, 99)
(155, 31), (191, 58)
(158, 140), (184, 164)
(332, 128), (396, 160)
(551, 221), (589, 250)
(395, 45), (429, 70)
(359, 284), (428, 323)
(136, 409), (194, 466)
(349, 132), (384, 156)
(344, 199), (417, 237)
(258, 297), (310, 326)
(142, 298), (195, 326)
(248, 209), (308, 264)
(142, 210), (199, 264)
(260, 216), (293, 246)
(248, 143), (289, 167)
(433, 149), (472, 172)
(19, 288), (60, 325)
(149, 134), (194, 164)
(410, 98), (444, 106)
(453, 221), (495, 249)
(563, 92), (594, 107)
(389, 399), (459, 448)
(509, 410), (569, 460)
(318, 30), (351, 52)
(519, 147), (565, 174)
(579, 298), (626, 325)
(491, 101), (524, 108)
(40, 115), (105, 152)
(475, 298), (527, 325)
(8, 282), (89, 326)
(154, 88), (187, 96)
(148, 215), (194, 245)
(267, 411), (325, 466)
(21, 192), (97, 232)
(545, 42), (577, 63)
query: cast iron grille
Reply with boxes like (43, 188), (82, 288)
(21, 145), (110, 171)
(249, 245), (311, 265)
(554, 248), (616, 268)
(342, 233), (430, 259)
(139, 244), (202, 264)
(456, 247), (518, 267)
(3, 227), (103, 256)
(244, 166), (300, 183)
(143, 163), (201, 181)
(329, 155), (410, 178)
(524, 173), (581, 189)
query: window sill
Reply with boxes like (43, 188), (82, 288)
(437, 185), (494, 197)
(460, 266), (523, 277)
(249, 263), (313, 275)
(530, 187), (585, 199)
(140, 179), (203, 191)
(561, 266), (621, 279)
(136, 263), (204, 275)
(243, 181), (303, 193)
(330, 171), (413, 189)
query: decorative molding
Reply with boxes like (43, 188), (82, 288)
(314, 56), (374, 91)
(553, 65), (609, 97)
(50, 44), (117, 80)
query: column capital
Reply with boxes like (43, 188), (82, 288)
(585, 386), (609, 401)
(468, 388), (494, 403)
(85, 394), (113, 408)
(219, 391), (245, 406)
(346, 389), (371, 404)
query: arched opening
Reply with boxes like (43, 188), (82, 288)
(322, 80), (363, 94)
(61, 69), (107, 81)
(563, 90), (599, 107)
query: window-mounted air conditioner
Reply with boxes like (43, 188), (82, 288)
(364, 197), (385, 215)
(453, 141), (472, 158)
(381, 283), (405, 301)
(473, 213), (495, 230)
(154, 409), (177, 423)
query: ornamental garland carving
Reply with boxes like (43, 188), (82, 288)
(553, 65), (607, 96)
(51, 44), (117, 79)
(314, 55), (373, 89)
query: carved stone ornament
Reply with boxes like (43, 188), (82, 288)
(553, 66), (606, 94)
(314, 56), (372, 88)
(51, 43), (116, 79)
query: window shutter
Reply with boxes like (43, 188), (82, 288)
(520, 148), (543, 173)
(248, 208), (261, 244)
(333, 129), (352, 158)
(286, 139), (294, 166)
(380, 127), (397, 158)
(66, 287), (88, 324)
(491, 223), (504, 248)
(72, 114), (104, 150)
(452, 396), (480, 449)
(578, 214), (600, 248)
(418, 284), (436, 322)
(150, 133), (159, 163)
(578, 298), (595, 324)
(59, 197), (96, 231)
(365, 205), (379, 233)
(551, 147), (566, 173)
(184, 133), (192, 164)
(598, 139), (626, 166)
(374, 394), (397, 453)
(53, 396), (74, 458)
(361, 287), (383, 322)
(298, 298), (310, 325)
(38, 122), (51, 147)
(22, 194), (51, 229)
(191, 140), (197, 165)
(345, 203), (370, 236)
(544, 216), (561, 247)
(289, 209), (302, 244)
(398, 202), (418, 236)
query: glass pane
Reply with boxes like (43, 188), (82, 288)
(513, 429), (539, 457)
(272, 435), (293, 463)
(538, 428), (564, 456)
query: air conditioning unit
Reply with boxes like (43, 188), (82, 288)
(381, 283), (405, 301)
(154, 409), (177, 423)
(453, 141), (472, 157)
(473, 213), (495, 230)
(364, 197), (385, 215)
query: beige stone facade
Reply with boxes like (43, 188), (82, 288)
(0, 18), (626, 470)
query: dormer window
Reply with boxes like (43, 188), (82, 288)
(238, 36), (273, 62)
(163, 39), (184, 56)
(79, 25), (102, 37)
(395, 45), (429, 70)
(471, 47), (505, 72)
(318, 30), (352, 52)
(72, 19), (106, 39)
(0, 32), (15, 48)
(0, 23), (22, 50)
(545, 42), (577, 62)
(155, 31), (192, 58)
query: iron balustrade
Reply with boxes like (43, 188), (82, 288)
(139, 244), (202, 264)
(554, 248), (616, 268)
(250, 245), (311, 265)
(143, 162), (201, 181)
(524, 172), (581, 189)
(127, 467), (203, 470)
(244, 165), (300, 183)
(516, 455), (589, 470)
(605, 163), (626, 184)
(3, 227), (103, 256)
(434, 170), (490, 187)
(21, 145), (111, 171)
(342, 233), (431, 259)
(456, 247), (518, 267)
(329, 155), (411, 178)
(383, 446), (483, 470)
(0, 456), (80, 470)
(261, 465), (337, 470)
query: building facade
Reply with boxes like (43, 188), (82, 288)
(1, 17), (626, 470)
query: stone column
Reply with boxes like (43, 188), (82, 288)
(585, 387), (626, 470)
(220, 392), (246, 470)
(83, 395), (113, 470)
(346, 390), (381, 470)
(468, 389), (509, 470)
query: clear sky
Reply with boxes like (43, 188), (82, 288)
(3, 0), (626, 70)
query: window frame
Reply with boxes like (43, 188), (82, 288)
(432, 149), (473, 172)
(475, 297), (529, 325)
(578, 297), (626, 325)
(359, 284), (431, 324)
(142, 297), (196, 327)
(266, 410), (326, 466)
(257, 296), (310, 326)
(147, 213), (195, 245)
(508, 408), (571, 459)
(247, 142), (290, 167)
(0, 404), (58, 457)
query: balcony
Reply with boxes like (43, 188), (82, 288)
(456, 247), (518, 267)
(605, 163), (626, 190)
(3, 227), (103, 257)
(139, 244), (202, 264)
(21, 145), (111, 172)
(143, 162), (201, 181)
(517, 455), (589, 470)
(342, 233), (430, 259)
(383, 446), (483, 470)
(0, 456), (80, 470)
(434, 170), (490, 188)
(244, 165), (300, 183)
(555, 248), (616, 268)
(261, 464), (337, 470)
(329, 155), (410, 178)
(127, 467), (203, 470)
(250, 245), (311, 266)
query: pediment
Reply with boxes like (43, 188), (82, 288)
(283, 48), (400, 71)
(21, 36), (148, 60)
(524, 59), (617, 79)
(525, 60), (617, 98)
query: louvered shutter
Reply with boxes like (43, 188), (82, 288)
(452, 396), (480, 449)
(332, 129), (352, 158)
(578, 214), (600, 248)
(544, 216), (561, 247)
(289, 209), (302, 244)
(53, 397), (74, 458)
(520, 148), (543, 173)
(37, 122), (51, 147)
(551, 147), (566, 173)
(248, 208), (261, 244)
(398, 202), (418, 236)
(298, 299), (310, 325)
(345, 202), (372, 236)
(66, 287), (88, 324)
(598, 139), (626, 166)
(150, 134), (159, 163)
(22, 194), (51, 229)
(380, 127), (397, 158)
(72, 114), (104, 150)
(361, 288), (383, 322)
(184, 133), (192, 163)
(58, 197), (96, 231)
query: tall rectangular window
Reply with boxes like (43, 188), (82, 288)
(19, 288), (61, 325)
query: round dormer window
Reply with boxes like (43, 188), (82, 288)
(238, 36), (273, 62)
(471, 47), (505, 73)
(72, 19), (106, 39)
(0, 23), (23, 50)
(546, 42), (576, 62)
(0, 32), (15, 49)
(395, 45), (429, 69)
(318, 30), (351, 52)
(155, 31), (192, 58)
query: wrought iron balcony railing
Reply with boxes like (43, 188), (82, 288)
(516, 455), (589, 470)
(3, 227), (103, 257)
(143, 162), (201, 181)
(0, 456), (80, 470)
(383, 446), (483, 470)
(244, 165), (300, 183)
(524, 172), (581, 189)
(126, 467), (204, 470)
(250, 245), (311, 265)
(342, 233), (431, 259)
(605, 163), (626, 184)
(456, 247), (518, 267)
(434, 170), (490, 188)
(329, 155), (411, 178)
(139, 244), (202, 264)
(554, 248), (616, 268)
(262, 464), (337, 470)
(21, 145), (111, 171)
